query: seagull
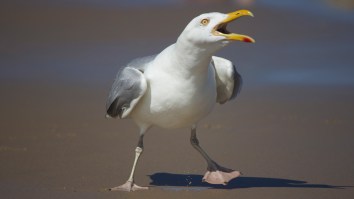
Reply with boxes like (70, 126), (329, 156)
(105, 10), (255, 192)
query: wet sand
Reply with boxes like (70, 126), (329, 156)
(1, 2), (354, 199)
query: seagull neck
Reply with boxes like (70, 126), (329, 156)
(173, 40), (214, 71)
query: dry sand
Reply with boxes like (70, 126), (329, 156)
(1, 2), (354, 199)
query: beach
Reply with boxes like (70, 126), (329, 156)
(1, 1), (354, 198)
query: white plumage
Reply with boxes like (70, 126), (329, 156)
(106, 10), (254, 191)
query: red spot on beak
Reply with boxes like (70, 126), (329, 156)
(243, 37), (253, 43)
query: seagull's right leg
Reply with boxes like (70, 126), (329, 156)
(190, 125), (241, 185)
(109, 130), (148, 192)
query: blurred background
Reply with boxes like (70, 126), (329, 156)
(1, 0), (354, 87)
(1, 0), (354, 198)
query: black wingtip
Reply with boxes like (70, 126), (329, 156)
(230, 64), (242, 100)
(106, 98), (126, 119)
(106, 98), (119, 118)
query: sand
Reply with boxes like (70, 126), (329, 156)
(1, 2), (354, 199)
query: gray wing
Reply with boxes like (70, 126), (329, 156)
(212, 56), (242, 104)
(106, 67), (147, 119)
(106, 55), (156, 119)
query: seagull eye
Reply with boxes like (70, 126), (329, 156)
(200, 18), (210, 26)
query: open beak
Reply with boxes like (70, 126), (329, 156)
(213, 10), (255, 43)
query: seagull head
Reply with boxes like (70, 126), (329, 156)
(178, 10), (255, 51)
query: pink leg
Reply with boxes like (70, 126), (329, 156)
(109, 180), (148, 192)
(202, 164), (241, 185)
(109, 135), (148, 192)
(190, 126), (241, 185)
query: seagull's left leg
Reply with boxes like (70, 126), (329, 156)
(190, 125), (241, 185)
(109, 132), (148, 192)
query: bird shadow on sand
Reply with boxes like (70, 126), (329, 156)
(148, 172), (351, 190)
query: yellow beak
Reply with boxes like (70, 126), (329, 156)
(213, 10), (255, 43)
